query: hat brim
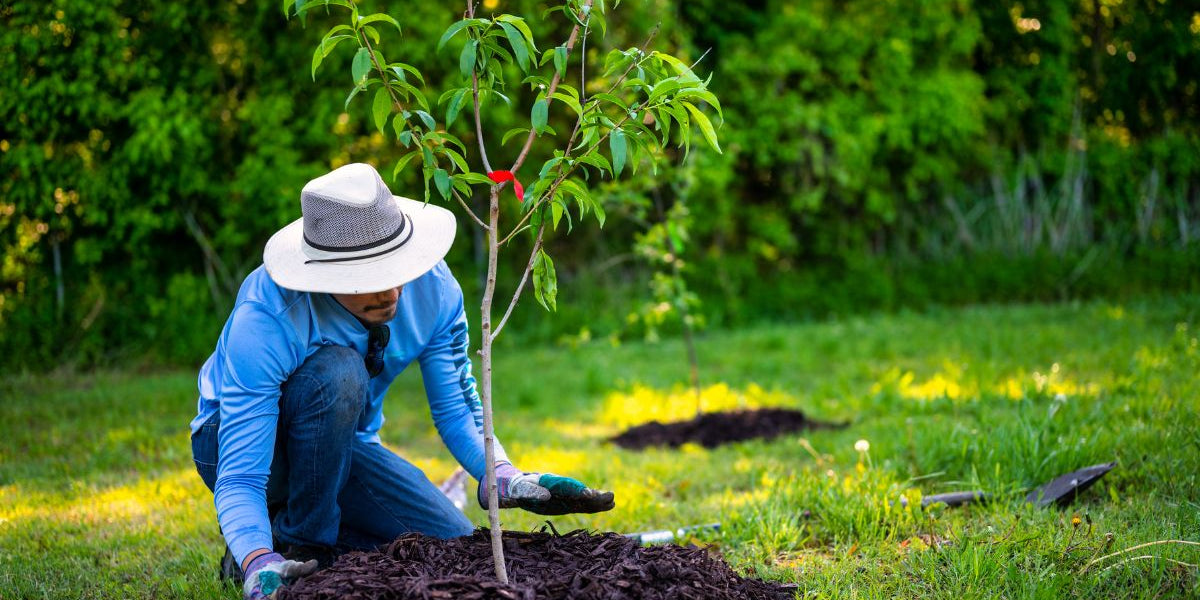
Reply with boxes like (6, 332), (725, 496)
(263, 196), (457, 294)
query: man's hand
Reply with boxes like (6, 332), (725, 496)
(243, 552), (318, 600)
(479, 462), (616, 515)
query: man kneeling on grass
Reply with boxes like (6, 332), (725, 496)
(189, 163), (614, 599)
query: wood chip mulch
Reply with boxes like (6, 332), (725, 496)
(277, 529), (796, 600)
(610, 407), (847, 450)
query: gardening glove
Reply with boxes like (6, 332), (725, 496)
(242, 552), (318, 600)
(479, 462), (616, 515)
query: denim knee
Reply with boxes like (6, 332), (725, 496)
(283, 345), (368, 426)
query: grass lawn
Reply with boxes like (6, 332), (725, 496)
(2, 297), (1198, 599)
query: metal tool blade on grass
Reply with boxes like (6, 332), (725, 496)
(893, 462), (1115, 510)
(1025, 461), (1116, 508)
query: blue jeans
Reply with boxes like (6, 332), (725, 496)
(191, 345), (473, 553)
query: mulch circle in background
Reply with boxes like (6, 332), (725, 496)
(610, 407), (848, 450)
(278, 529), (795, 600)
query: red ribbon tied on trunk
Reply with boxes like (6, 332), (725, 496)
(487, 170), (525, 202)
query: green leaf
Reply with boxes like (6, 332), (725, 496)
(675, 88), (723, 119)
(591, 92), (627, 111)
(550, 199), (565, 230)
(488, 89), (512, 106)
(648, 78), (680, 104)
(445, 88), (468, 127)
(539, 156), (564, 180)
(451, 176), (472, 196)
(438, 18), (483, 53)
(531, 97), (548, 134)
(563, 177), (607, 227)
(532, 249), (557, 311)
(609, 128), (627, 176)
(372, 87), (391, 134)
(498, 22), (529, 72)
(421, 145), (435, 169)
(393, 116), (411, 145)
(444, 148), (469, 173)
(502, 127), (530, 146)
(554, 45), (568, 77)
(682, 102), (721, 153)
(456, 172), (495, 186)
(459, 40), (478, 80)
(592, 196), (607, 227)
(577, 152), (612, 177)
(390, 62), (426, 86)
(351, 47), (372, 87)
(550, 93), (582, 119)
(521, 75), (551, 90)
(358, 13), (401, 34)
(653, 106), (672, 143)
(311, 33), (352, 80)
(530, 205), (543, 234)
(415, 110), (436, 131)
(426, 131), (468, 153)
(434, 168), (451, 199)
(496, 14), (537, 52)
(361, 25), (381, 45)
(344, 84), (362, 110)
(653, 52), (701, 82)
(392, 151), (420, 179)
(392, 79), (430, 111)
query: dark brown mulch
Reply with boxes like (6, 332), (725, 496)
(278, 529), (795, 600)
(610, 407), (847, 450)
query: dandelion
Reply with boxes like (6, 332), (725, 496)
(855, 439), (870, 453)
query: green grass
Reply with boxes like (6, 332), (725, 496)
(2, 297), (1199, 599)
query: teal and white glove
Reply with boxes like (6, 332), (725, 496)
(479, 462), (616, 515)
(243, 552), (318, 600)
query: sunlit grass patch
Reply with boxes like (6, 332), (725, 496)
(871, 361), (1102, 404)
(598, 382), (799, 428)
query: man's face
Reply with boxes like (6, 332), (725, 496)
(332, 286), (402, 326)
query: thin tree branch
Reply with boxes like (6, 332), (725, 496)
(579, 16), (588, 109)
(472, 73), (494, 174)
(602, 25), (659, 97)
(452, 189), (490, 230)
(362, 30), (411, 127)
(491, 226), (545, 340)
(465, 1), (494, 174)
(510, 0), (594, 174)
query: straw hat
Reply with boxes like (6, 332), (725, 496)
(264, 163), (456, 294)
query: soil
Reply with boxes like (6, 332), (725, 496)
(278, 529), (795, 600)
(610, 407), (847, 450)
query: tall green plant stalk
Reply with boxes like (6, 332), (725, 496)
(290, 0), (722, 584)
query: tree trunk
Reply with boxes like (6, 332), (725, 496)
(479, 187), (509, 584)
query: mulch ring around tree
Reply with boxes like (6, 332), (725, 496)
(278, 529), (796, 600)
(610, 407), (848, 451)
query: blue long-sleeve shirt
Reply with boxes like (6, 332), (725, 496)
(191, 261), (506, 565)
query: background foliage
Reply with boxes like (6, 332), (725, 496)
(3, 0), (1199, 370)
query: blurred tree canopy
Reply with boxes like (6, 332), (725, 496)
(2, 0), (1198, 370)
